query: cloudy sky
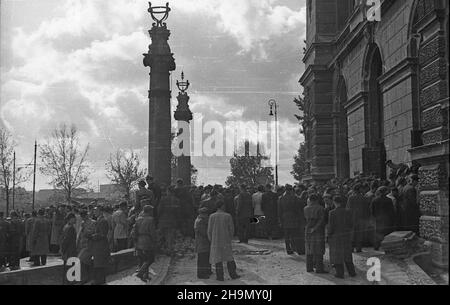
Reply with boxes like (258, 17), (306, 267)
(0, 0), (306, 190)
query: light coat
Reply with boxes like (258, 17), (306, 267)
(207, 210), (234, 265)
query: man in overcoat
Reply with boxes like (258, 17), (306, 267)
(91, 207), (111, 285)
(328, 196), (356, 279)
(262, 184), (278, 240)
(207, 200), (240, 281)
(25, 211), (37, 259)
(30, 209), (50, 267)
(278, 184), (304, 255)
(132, 205), (157, 283)
(235, 184), (253, 244)
(7, 211), (24, 270)
(304, 194), (327, 273)
(0, 212), (9, 271)
(400, 174), (420, 234)
(370, 186), (395, 250)
(194, 207), (211, 279)
(346, 184), (370, 252)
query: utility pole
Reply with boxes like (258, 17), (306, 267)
(268, 99), (279, 187)
(12, 151), (15, 211)
(32, 140), (37, 211)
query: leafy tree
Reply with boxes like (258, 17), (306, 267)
(105, 149), (146, 200)
(39, 124), (90, 203)
(291, 143), (308, 182)
(225, 141), (273, 187)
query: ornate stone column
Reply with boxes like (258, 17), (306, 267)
(174, 72), (193, 186)
(143, 3), (176, 187)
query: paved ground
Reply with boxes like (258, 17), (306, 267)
(164, 239), (373, 285)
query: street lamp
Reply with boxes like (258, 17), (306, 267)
(268, 99), (279, 187)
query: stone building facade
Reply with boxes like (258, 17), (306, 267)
(300, 0), (449, 267)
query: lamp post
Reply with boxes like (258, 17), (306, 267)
(268, 99), (279, 187)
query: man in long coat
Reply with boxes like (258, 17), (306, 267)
(278, 185), (304, 255)
(0, 212), (9, 271)
(401, 174), (420, 234)
(91, 207), (111, 285)
(112, 201), (128, 252)
(304, 194), (327, 273)
(207, 200), (240, 281)
(60, 213), (77, 262)
(77, 210), (95, 283)
(30, 209), (50, 267)
(50, 205), (66, 254)
(328, 196), (356, 279)
(7, 211), (24, 270)
(235, 184), (253, 244)
(25, 211), (37, 259)
(262, 184), (278, 240)
(132, 205), (157, 283)
(194, 207), (211, 279)
(370, 187), (395, 250)
(346, 184), (370, 252)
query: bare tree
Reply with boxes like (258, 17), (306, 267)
(0, 129), (31, 213)
(39, 124), (90, 203)
(105, 150), (146, 201)
(0, 129), (14, 213)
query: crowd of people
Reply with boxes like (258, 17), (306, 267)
(0, 171), (421, 283)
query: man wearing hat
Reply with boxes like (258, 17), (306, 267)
(208, 200), (240, 281)
(370, 186), (395, 250)
(194, 207), (211, 279)
(112, 201), (129, 252)
(132, 205), (156, 283)
(0, 212), (9, 272)
(30, 209), (50, 267)
(400, 174), (420, 234)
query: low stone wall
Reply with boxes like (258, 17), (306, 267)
(0, 249), (137, 285)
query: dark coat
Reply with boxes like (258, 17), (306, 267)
(328, 207), (353, 264)
(194, 214), (210, 254)
(400, 184), (420, 232)
(157, 195), (181, 230)
(51, 210), (65, 245)
(261, 191), (278, 220)
(278, 192), (302, 229)
(91, 216), (111, 268)
(346, 193), (370, 244)
(60, 224), (77, 261)
(30, 216), (50, 256)
(25, 217), (36, 252)
(370, 196), (395, 237)
(235, 192), (253, 219)
(132, 215), (156, 251)
(8, 219), (24, 254)
(304, 203), (326, 255)
(0, 219), (9, 256)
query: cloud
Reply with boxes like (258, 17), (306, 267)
(1, 0), (306, 188)
(171, 0), (306, 60)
